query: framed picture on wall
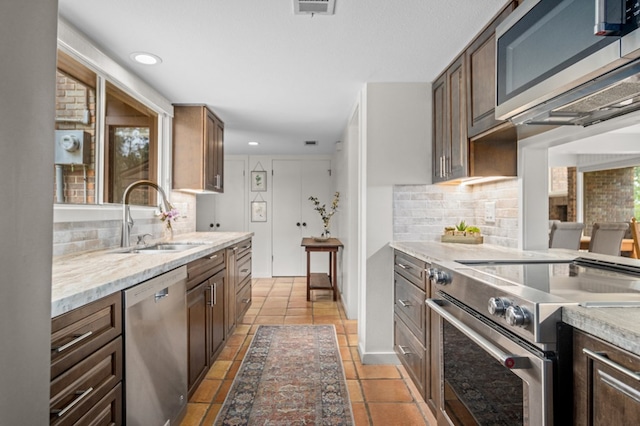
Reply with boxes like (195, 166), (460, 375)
(251, 201), (267, 222)
(251, 170), (267, 192)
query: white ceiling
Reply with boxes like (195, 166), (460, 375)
(58, 0), (507, 155)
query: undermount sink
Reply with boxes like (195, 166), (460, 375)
(114, 243), (203, 254)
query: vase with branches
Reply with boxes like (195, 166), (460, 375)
(308, 192), (340, 239)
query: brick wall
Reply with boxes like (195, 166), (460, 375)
(54, 71), (96, 204)
(393, 179), (519, 248)
(583, 167), (634, 236)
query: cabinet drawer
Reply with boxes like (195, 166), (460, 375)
(74, 382), (122, 426)
(237, 253), (252, 286)
(394, 251), (427, 291)
(394, 315), (426, 398)
(236, 280), (252, 321)
(237, 239), (252, 259)
(50, 337), (123, 426)
(51, 292), (122, 379)
(187, 249), (225, 290)
(574, 330), (640, 425)
(394, 273), (426, 345)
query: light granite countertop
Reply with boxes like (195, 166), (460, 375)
(52, 232), (253, 318)
(392, 240), (640, 356)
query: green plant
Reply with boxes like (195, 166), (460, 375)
(466, 226), (481, 234)
(455, 220), (467, 232)
(308, 192), (340, 230)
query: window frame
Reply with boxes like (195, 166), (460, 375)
(55, 19), (173, 223)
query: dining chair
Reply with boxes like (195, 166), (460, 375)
(588, 222), (630, 256)
(548, 222), (585, 250)
(630, 218), (640, 259)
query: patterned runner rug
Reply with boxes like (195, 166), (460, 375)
(215, 325), (354, 425)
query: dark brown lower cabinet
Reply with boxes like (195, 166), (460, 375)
(573, 329), (640, 425)
(186, 251), (226, 397)
(50, 292), (123, 425)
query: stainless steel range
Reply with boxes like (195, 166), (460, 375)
(426, 255), (640, 426)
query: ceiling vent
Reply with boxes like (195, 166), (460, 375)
(294, 0), (335, 15)
(305, 140), (318, 146)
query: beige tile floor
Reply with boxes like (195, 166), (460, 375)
(180, 277), (433, 426)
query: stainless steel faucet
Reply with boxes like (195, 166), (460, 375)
(121, 180), (173, 247)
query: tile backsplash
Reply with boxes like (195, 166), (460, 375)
(393, 179), (519, 248)
(53, 191), (196, 256)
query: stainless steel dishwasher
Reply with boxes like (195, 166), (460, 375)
(124, 265), (188, 426)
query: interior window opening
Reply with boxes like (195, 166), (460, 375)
(104, 82), (158, 206)
(54, 51), (97, 204)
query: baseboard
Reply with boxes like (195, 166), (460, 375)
(357, 342), (400, 365)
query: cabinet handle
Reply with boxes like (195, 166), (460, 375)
(209, 254), (218, 260)
(397, 263), (411, 270)
(215, 174), (221, 189)
(242, 298), (251, 304)
(208, 284), (215, 307)
(296, 222), (301, 227)
(398, 345), (412, 356)
(53, 331), (92, 353)
(233, 247), (238, 251)
(240, 268), (249, 273)
(241, 245), (251, 249)
(583, 349), (640, 382)
(51, 387), (93, 417)
(439, 156), (443, 178)
(398, 299), (411, 308)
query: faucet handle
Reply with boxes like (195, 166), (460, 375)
(136, 234), (152, 246)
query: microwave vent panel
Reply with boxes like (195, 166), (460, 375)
(294, 0), (335, 15)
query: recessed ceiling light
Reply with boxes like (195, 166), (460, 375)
(248, 141), (260, 146)
(130, 52), (162, 65)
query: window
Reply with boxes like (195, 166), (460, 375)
(104, 82), (158, 205)
(54, 50), (159, 207)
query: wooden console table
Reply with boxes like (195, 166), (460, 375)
(301, 237), (343, 301)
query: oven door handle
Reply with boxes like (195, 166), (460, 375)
(427, 299), (531, 370)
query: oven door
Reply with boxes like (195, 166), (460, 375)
(427, 296), (554, 426)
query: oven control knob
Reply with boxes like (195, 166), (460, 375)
(430, 269), (451, 286)
(505, 305), (531, 327)
(488, 297), (511, 316)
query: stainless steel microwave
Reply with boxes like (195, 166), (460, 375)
(495, 0), (640, 126)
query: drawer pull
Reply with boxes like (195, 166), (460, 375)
(240, 268), (249, 273)
(51, 387), (93, 417)
(397, 263), (411, 270)
(599, 370), (640, 403)
(241, 245), (251, 249)
(397, 299), (411, 308)
(53, 331), (93, 353)
(208, 254), (218, 260)
(583, 349), (640, 382)
(233, 247), (238, 251)
(242, 298), (251, 304)
(398, 345), (412, 356)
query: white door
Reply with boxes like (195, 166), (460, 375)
(196, 159), (246, 231)
(272, 159), (332, 276)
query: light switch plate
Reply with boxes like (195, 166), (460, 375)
(485, 202), (496, 224)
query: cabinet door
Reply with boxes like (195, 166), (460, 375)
(447, 55), (467, 180)
(225, 247), (237, 335)
(466, 3), (515, 137)
(205, 110), (218, 191)
(574, 330), (640, 425)
(186, 282), (208, 395)
(432, 74), (447, 183)
(272, 159), (332, 276)
(209, 270), (225, 363)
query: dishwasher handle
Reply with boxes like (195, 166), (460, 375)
(154, 287), (169, 302)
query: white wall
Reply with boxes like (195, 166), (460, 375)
(336, 83), (431, 363)
(0, 2), (57, 423)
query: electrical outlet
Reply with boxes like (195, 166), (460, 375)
(485, 202), (496, 224)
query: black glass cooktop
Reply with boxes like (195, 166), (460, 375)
(466, 258), (640, 306)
